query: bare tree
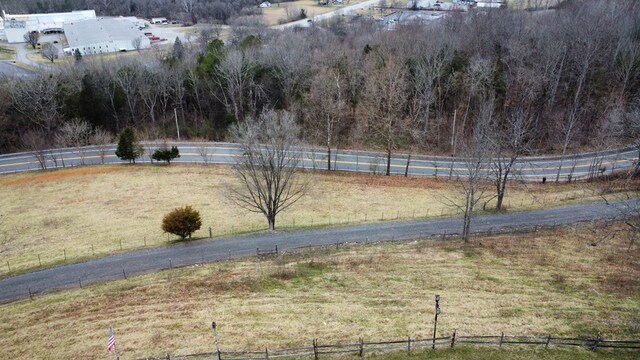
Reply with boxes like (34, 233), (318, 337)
(22, 130), (49, 170)
(41, 43), (58, 63)
(24, 31), (40, 50)
(444, 99), (493, 242)
(55, 119), (93, 165)
(490, 107), (533, 211)
(305, 58), (348, 170)
(229, 110), (309, 231)
(132, 37), (143, 52)
(362, 52), (409, 176)
(92, 127), (113, 164)
(9, 74), (61, 133)
(212, 49), (263, 122)
(114, 64), (142, 124)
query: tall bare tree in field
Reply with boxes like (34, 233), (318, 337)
(229, 110), (309, 231)
(490, 107), (533, 211)
(444, 98), (493, 242)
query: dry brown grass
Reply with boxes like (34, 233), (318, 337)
(260, 0), (364, 25)
(0, 223), (638, 359)
(0, 164), (622, 275)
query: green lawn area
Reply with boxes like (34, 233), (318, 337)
(0, 45), (16, 60)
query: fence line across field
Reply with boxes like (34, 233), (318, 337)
(137, 332), (640, 360)
(2, 185), (595, 278)
(7, 221), (573, 303)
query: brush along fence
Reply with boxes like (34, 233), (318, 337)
(137, 332), (640, 360)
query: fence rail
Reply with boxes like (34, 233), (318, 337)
(137, 332), (640, 360)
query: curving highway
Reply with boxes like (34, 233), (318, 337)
(0, 142), (638, 181)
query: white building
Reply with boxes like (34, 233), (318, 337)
(0, 9), (96, 43)
(63, 18), (151, 55)
(151, 17), (168, 24)
(476, 0), (506, 8)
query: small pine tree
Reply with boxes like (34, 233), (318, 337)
(74, 49), (82, 62)
(172, 36), (184, 61)
(162, 205), (202, 240)
(152, 145), (180, 164)
(115, 128), (144, 163)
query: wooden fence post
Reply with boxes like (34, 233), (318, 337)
(217, 348), (221, 360)
(313, 339), (319, 360)
(28, 287), (33, 301)
(451, 329), (456, 348)
(407, 336), (411, 354)
(545, 334), (551, 349)
(499, 332), (504, 347)
(592, 334), (601, 352)
(122, 269), (127, 280)
(358, 337), (364, 357)
(265, 347), (269, 360)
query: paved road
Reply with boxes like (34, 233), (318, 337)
(275, 0), (382, 29)
(0, 200), (634, 304)
(1, 142), (638, 181)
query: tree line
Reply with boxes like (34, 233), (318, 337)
(1, 0), (639, 163)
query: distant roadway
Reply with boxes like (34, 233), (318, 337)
(0, 142), (638, 181)
(0, 199), (634, 304)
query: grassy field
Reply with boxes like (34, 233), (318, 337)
(0, 45), (16, 60)
(0, 223), (638, 359)
(0, 164), (619, 275)
(261, 0), (364, 25)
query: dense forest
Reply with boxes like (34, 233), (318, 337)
(1, 0), (639, 159)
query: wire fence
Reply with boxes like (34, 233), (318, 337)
(137, 332), (640, 360)
(3, 221), (587, 304)
(2, 185), (600, 278)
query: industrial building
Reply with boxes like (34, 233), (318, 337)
(63, 18), (151, 55)
(0, 9), (96, 43)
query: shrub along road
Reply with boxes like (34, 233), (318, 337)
(0, 199), (635, 304)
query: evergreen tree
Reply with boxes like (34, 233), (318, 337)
(162, 205), (202, 240)
(115, 128), (143, 163)
(172, 36), (185, 61)
(74, 49), (82, 62)
(152, 145), (180, 164)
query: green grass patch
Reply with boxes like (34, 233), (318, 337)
(0, 45), (16, 60)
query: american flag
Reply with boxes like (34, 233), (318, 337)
(107, 327), (117, 354)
